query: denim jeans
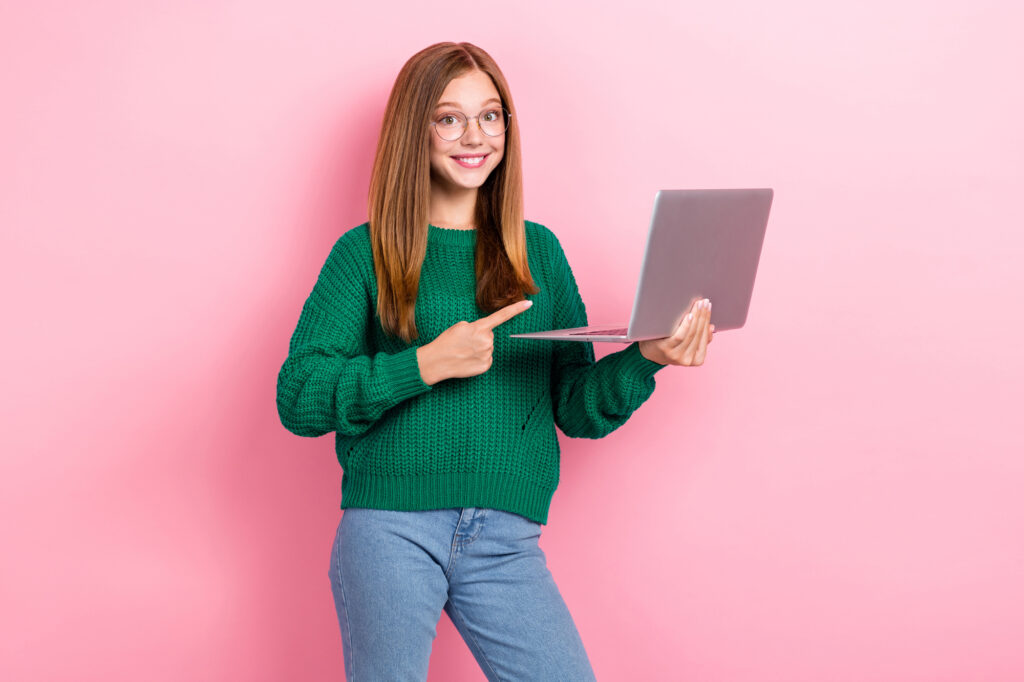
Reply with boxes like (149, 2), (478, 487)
(328, 506), (598, 681)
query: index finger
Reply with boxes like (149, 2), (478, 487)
(475, 300), (533, 330)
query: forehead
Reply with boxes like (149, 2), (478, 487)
(436, 70), (501, 109)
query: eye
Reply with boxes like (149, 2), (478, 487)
(435, 112), (464, 127)
(482, 109), (501, 121)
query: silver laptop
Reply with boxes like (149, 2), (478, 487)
(509, 188), (773, 342)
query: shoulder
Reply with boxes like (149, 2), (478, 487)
(324, 222), (373, 272)
(524, 219), (571, 271)
(310, 222), (373, 304)
(524, 219), (566, 255)
(524, 219), (551, 241)
(332, 221), (371, 257)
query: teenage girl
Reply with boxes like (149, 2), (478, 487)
(276, 41), (713, 681)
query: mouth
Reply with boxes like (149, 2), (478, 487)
(451, 153), (489, 168)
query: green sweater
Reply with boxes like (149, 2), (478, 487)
(276, 220), (667, 524)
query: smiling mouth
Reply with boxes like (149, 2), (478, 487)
(451, 153), (489, 168)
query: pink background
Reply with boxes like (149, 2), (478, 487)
(3, 1), (1022, 680)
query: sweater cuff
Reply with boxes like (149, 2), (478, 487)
(619, 341), (668, 380)
(379, 346), (433, 402)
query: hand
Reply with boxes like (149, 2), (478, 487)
(638, 298), (714, 367)
(416, 300), (533, 385)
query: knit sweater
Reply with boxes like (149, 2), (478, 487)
(276, 220), (667, 525)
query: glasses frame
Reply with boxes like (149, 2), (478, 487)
(429, 107), (512, 142)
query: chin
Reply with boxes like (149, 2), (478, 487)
(449, 175), (490, 191)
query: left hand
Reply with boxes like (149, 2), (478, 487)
(638, 298), (714, 366)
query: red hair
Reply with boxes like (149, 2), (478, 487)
(367, 41), (538, 343)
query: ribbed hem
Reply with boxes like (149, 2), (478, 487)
(339, 470), (557, 525)
(619, 341), (668, 379)
(378, 345), (433, 401)
(428, 223), (477, 248)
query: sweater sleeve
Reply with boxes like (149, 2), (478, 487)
(546, 228), (667, 439)
(276, 233), (433, 438)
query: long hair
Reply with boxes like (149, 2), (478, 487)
(367, 41), (539, 343)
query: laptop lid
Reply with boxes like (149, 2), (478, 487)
(626, 188), (773, 338)
(510, 188), (773, 341)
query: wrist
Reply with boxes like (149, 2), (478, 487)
(416, 344), (444, 386)
(637, 340), (665, 365)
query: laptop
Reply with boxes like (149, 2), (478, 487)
(509, 188), (773, 342)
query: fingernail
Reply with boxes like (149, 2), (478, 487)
(524, 300), (532, 307)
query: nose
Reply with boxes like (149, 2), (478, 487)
(461, 116), (485, 145)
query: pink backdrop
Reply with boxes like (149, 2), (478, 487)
(3, 1), (1022, 680)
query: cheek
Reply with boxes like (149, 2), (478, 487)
(429, 143), (450, 171)
(429, 133), (450, 157)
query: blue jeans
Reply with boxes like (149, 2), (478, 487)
(328, 506), (598, 681)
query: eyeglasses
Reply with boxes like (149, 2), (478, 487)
(429, 107), (511, 142)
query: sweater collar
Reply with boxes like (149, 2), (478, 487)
(428, 223), (477, 249)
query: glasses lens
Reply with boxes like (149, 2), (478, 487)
(479, 108), (508, 136)
(434, 111), (467, 141)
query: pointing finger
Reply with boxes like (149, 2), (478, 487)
(475, 300), (533, 330)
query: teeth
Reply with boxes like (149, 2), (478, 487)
(455, 155), (484, 165)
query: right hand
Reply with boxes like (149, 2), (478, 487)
(416, 300), (533, 385)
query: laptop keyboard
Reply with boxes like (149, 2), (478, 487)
(568, 327), (628, 335)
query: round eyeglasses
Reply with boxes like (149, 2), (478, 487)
(429, 107), (511, 142)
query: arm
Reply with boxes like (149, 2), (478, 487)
(276, 234), (432, 438)
(547, 230), (666, 439)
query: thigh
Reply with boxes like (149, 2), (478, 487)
(328, 508), (451, 682)
(443, 510), (597, 682)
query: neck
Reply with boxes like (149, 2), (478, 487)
(430, 180), (478, 229)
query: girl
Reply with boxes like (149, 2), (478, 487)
(276, 41), (713, 682)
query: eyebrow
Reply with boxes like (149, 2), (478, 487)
(435, 98), (502, 109)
